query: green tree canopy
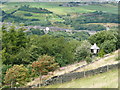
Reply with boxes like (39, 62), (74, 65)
(2, 25), (28, 65)
(74, 40), (92, 62)
(88, 29), (118, 54)
(5, 65), (29, 87)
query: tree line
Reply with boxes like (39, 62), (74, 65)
(1, 24), (119, 88)
(64, 11), (118, 30)
(18, 5), (53, 13)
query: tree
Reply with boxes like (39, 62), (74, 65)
(32, 55), (59, 83)
(101, 40), (116, 54)
(74, 24), (106, 31)
(5, 65), (29, 87)
(28, 28), (45, 35)
(2, 25), (28, 65)
(88, 29), (118, 54)
(1, 65), (12, 85)
(74, 40), (92, 62)
(32, 55), (59, 76)
(27, 35), (75, 66)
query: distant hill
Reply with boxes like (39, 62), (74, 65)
(1, 2), (118, 28)
(1, 0), (119, 2)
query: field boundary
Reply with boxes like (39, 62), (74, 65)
(29, 62), (119, 88)
(70, 53), (110, 73)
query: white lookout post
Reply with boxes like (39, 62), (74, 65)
(90, 43), (100, 54)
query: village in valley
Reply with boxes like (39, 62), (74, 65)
(0, 0), (119, 89)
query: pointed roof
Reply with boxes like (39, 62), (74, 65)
(91, 43), (100, 50)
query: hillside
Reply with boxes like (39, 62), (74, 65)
(1, 1), (119, 89)
(43, 69), (118, 88)
(2, 2), (118, 14)
(1, 2), (118, 29)
(27, 50), (119, 86)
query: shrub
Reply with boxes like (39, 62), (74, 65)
(116, 55), (120, 61)
(88, 29), (118, 54)
(1, 85), (11, 89)
(85, 56), (92, 63)
(1, 64), (12, 85)
(24, 13), (32, 16)
(4, 65), (29, 87)
(74, 40), (92, 61)
(32, 55), (59, 76)
(98, 49), (105, 57)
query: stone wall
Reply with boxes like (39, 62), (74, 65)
(29, 63), (119, 88)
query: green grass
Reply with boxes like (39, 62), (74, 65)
(80, 4), (118, 14)
(13, 10), (64, 23)
(42, 69), (118, 88)
(1, 2), (118, 27)
(2, 2), (118, 15)
(9, 2), (92, 15)
(1, 4), (20, 14)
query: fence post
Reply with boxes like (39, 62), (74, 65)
(84, 71), (85, 77)
(107, 65), (109, 72)
(61, 76), (63, 84)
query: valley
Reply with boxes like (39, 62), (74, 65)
(0, 1), (119, 89)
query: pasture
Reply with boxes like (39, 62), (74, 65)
(43, 69), (118, 88)
(2, 2), (118, 15)
(1, 2), (118, 27)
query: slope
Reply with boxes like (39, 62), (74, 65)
(43, 69), (118, 88)
(27, 50), (119, 87)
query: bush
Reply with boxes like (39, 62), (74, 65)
(1, 64), (12, 85)
(29, 28), (45, 35)
(24, 13), (32, 16)
(85, 57), (92, 63)
(26, 64), (33, 79)
(101, 40), (116, 54)
(5, 65), (29, 87)
(1, 85), (11, 89)
(74, 40), (92, 62)
(27, 35), (75, 67)
(98, 49), (105, 57)
(32, 55), (59, 76)
(74, 24), (106, 31)
(88, 29), (118, 54)
(18, 5), (53, 13)
(116, 55), (120, 61)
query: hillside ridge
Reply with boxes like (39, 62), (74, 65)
(27, 50), (119, 87)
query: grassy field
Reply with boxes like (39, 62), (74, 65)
(1, 2), (118, 27)
(41, 50), (119, 88)
(75, 50), (118, 72)
(13, 11), (64, 22)
(42, 69), (118, 88)
(2, 2), (118, 15)
(80, 4), (118, 14)
(1, 2), (118, 28)
(27, 50), (119, 86)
